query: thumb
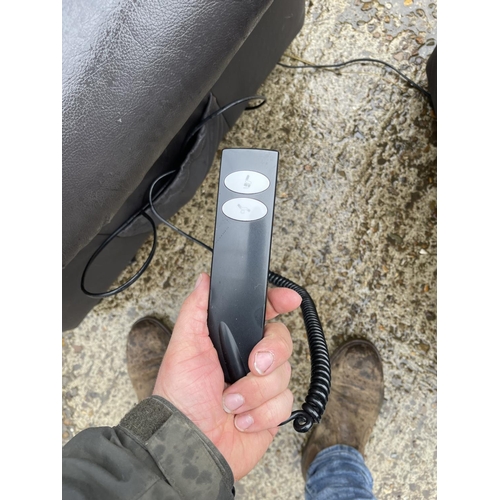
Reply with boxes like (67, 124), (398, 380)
(171, 273), (211, 343)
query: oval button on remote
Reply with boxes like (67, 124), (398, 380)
(222, 198), (268, 221)
(224, 170), (270, 194)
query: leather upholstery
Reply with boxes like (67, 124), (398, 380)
(62, 0), (273, 267)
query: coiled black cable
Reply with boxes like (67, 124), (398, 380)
(268, 271), (331, 433)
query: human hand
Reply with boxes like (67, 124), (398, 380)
(153, 273), (302, 480)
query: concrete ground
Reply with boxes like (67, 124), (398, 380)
(62, 1), (437, 498)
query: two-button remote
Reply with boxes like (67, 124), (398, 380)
(208, 148), (279, 384)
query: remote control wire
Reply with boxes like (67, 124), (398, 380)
(81, 95), (266, 298)
(80, 210), (159, 298)
(148, 172), (214, 253)
(278, 52), (432, 101)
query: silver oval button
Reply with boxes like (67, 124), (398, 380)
(224, 170), (270, 194)
(222, 198), (268, 222)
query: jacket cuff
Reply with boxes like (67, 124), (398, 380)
(119, 396), (234, 499)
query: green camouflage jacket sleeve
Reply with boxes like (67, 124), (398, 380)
(62, 396), (235, 499)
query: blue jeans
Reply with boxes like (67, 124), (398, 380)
(305, 445), (377, 500)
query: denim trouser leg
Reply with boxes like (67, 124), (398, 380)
(305, 445), (377, 500)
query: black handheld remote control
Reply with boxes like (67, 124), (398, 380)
(208, 148), (279, 384)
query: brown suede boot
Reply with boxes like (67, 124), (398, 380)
(301, 338), (384, 478)
(126, 317), (172, 401)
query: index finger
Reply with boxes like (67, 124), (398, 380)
(265, 287), (302, 321)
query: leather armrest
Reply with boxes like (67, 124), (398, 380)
(62, 0), (273, 267)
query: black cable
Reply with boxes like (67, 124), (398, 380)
(81, 95), (266, 298)
(148, 172), (214, 253)
(278, 57), (432, 101)
(269, 271), (331, 432)
(81, 210), (159, 298)
(185, 96), (267, 146)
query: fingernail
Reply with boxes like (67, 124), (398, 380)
(194, 274), (204, 289)
(235, 414), (254, 431)
(254, 351), (274, 374)
(223, 393), (244, 413)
